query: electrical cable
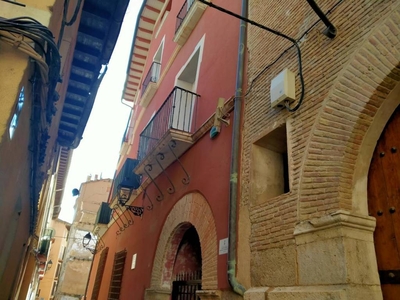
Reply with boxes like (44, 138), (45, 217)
(198, 0), (343, 112)
(58, 0), (83, 48)
(0, 16), (61, 232)
(64, 0), (83, 26)
(198, 0), (304, 112)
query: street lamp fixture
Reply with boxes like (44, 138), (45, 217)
(82, 232), (96, 254)
(116, 185), (144, 217)
(117, 185), (134, 206)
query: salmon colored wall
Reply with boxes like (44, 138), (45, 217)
(92, 113), (234, 299)
(127, 0), (241, 160)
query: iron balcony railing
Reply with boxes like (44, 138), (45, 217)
(142, 62), (161, 96)
(175, 0), (196, 33)
(138, 86), (200, 161)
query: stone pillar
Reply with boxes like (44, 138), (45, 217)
(197, 289), (221, 299)
(245, 211), (384, 299)
(145, 289), (171, 300)
(291, 210), (382, 300)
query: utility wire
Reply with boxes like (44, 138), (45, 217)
(198, 0), (304, 111)
(198, 0), (343, 112)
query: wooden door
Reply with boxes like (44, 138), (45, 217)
(368, 106), (400, 299)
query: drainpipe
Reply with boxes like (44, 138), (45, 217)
(227, 0), (247, 296)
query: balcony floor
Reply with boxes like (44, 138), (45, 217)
(135, 129), (193, 179)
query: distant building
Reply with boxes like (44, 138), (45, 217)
(36, 219), (70, 300)
(55, 177), (111, 300)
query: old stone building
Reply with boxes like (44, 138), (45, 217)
(36, 219), (70, 300)
(240, 0), (400, 299)
(55, 177), (111, 300)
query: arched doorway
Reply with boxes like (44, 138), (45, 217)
(368, 105), (400, 299)
(171, 225), (202, 299)
(147, 192), (218, 299)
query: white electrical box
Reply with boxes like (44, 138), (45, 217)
(270, 68), (296, 108)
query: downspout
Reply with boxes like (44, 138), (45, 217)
(228, 0), (247, 296)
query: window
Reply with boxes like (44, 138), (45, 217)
(187, 0), (195, 11)
(173, 36), (204, 131)
(152, 38), (164, 82)
(51, 280), (57, 298)
(107, 250), (127, 300)
(55, 263), (61, 279)
(251, 124), (290, 204)
(59, 246), (66, 261)
(9, 86), (25, 139)
(92, 248), (109, 300)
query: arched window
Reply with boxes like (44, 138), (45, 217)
(9, 86), (25, 139)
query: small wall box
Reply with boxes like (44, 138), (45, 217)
(270, 68), (296, 108)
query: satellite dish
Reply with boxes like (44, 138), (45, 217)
(72, 188), (80, 197)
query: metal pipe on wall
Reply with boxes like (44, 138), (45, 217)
(227, 0), (247, 295)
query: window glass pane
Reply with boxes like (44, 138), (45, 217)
(9, 114), (18, 139)
(17, 86), (25, 110)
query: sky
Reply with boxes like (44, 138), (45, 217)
(59, 1), (142, 223)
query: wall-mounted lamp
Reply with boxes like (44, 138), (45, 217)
(117, 185), (134, 206)
(116, 185), (144, 217)
(46, 260), (53, 271)
(82, 232), (96, 254)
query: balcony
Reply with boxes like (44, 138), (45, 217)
(174, 0), (208, 46)
(140, 62), (161, 107)
(38, 229), (54, 256)
(135, 87), (200, 178)
(94, 202), (112, 237)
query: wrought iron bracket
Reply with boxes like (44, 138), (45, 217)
(144, 164), (164, 201)
(156, 152), (175, 194)
(142, 188), (154, 211)
(112, 204), (134, 235)
(126, 205), (144, 217)
(168, 140), (190, 185)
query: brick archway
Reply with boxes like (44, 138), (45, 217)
(298, 4), (400, 220)
(149, 192), (218, 291)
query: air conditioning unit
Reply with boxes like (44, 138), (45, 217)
(270, 68), (296, 108)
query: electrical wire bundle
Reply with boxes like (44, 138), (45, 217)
(0, 16), (61, 112)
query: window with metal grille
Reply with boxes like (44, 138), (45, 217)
(91, 247), (109, 300)
(107, 250), (127, 300)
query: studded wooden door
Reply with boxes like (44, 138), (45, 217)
(368, 106), (400, 299)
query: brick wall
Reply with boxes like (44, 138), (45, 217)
(242, 0), (400, 255)
(150, 192), (218, 291)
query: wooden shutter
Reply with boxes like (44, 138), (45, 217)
(91, 247), (109, 300)
(107, 250), (127, 300)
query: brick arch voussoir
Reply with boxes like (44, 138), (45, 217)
(298, 5), (400, 220)
(150, 192), (218, 291)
